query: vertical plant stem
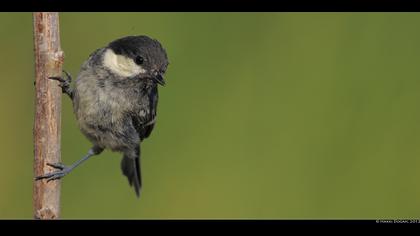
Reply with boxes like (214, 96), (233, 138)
(33, 12), (64, 219)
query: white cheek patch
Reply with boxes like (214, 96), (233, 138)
(103, 49), (147, 77)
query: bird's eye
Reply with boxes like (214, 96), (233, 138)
(134, 56), (144, 65)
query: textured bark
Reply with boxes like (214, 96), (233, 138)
(33, 12), (64, 219)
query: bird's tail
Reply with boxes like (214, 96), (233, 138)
(121, 154), (141, 198)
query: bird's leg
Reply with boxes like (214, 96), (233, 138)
(49, 70), (74, 99)
(35, 146), (104, 182)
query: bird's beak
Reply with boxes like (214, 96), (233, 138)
(152, 74), (166, 86)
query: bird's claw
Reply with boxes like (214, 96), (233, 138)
(46, 162), (66, 170)
(48, 76), (66, 83)
(62, 70), (72, 81)
(49, 71), (71, 83)
(35, 162), (71, 182)
(48, 70), (73, 99)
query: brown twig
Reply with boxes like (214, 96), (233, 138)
(33, 12), (64, 219)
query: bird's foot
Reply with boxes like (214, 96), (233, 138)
(35, 162), (72, 182)
(49, 70), (71, 86)
(48, 70), (73, 99)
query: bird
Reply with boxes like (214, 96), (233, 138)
(35, 35), (169, 198)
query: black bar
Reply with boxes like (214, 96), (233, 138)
(2, 0), (420, 12)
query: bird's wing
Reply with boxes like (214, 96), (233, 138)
(131, 85), (159, 140)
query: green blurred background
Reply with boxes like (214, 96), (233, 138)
(1, 12), (420, 219)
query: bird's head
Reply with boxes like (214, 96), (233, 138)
(103, 35), (169, 86)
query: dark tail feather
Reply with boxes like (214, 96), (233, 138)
(121, 155), (141, 198)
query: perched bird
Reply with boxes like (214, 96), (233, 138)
(35, 35), (169, 198)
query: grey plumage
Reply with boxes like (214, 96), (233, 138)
(35, 35), (169, 198)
